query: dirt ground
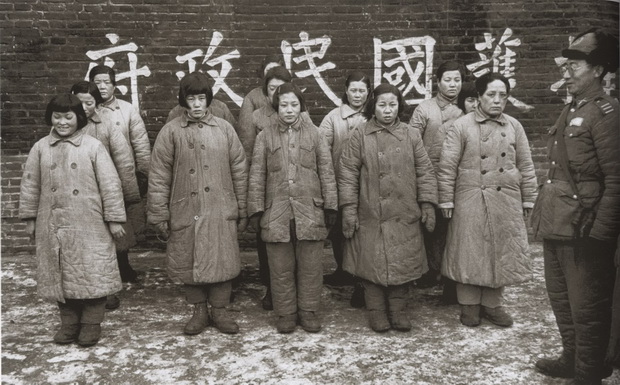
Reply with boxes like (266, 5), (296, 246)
(2, 242), (619, 385)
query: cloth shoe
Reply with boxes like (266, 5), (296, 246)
(460, 305), (481, 327)
(482, 306), (513, 327)
(183, 302), (209, 335)
(262, 287), (273, 311)
(211, 307), (239, 334)
(54, 324), (80, 344)
(368, 310), (391, 333)
(77, 324), (101, 347)
(389, 311), (412, 332)
(276, 314), (297, 334)
(298, 310), (321, 333)
(105, 295), (120, 310)
(535, 351), (575, 378)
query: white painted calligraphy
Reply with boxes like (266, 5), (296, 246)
(373, 36), (436, 105)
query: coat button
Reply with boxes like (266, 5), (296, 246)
(191, 192), (197, 197)
(189, 169), (195, 174)
(203, 165), (209, 170)
(481, 155), (486, 159)
(482, 138), (488, 142)
(116, 106), (120, 110)
(554, 140), (558, 145)
(396, 148), (401, 152)
(501, 132), (506, 137)
(546, 179), (552, 184)
(116, 122), (120, 126)
(289, 197), (293, 201)
(73, 189), (79, 195)
(51, 187), (57, 192)
(499, 168), (504, 172)
(551, 161), (556, 165)
(481, 185), (486, 190)
(288, 179), (293, 184)
(204, 187), (210, 192)
(496, 186), (502, 191)
(71, 163), (77, 169)
(198, 124), (203, 128)
(572, 194), (578, 199)
(188, 143), (194, 149)
(481, 170), (487, 175)
(194, 215), (199, 220)
(201, 144), (206, 149)
(501, 152), (506, 157)
(51, 163), (57, 170)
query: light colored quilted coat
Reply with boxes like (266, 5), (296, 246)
(247, 117), (338, 242)
(437, 109), (537, 288)
(147, 113), (248, 284)
(19, 129), (125, 302)
(338, 118), (438, 286)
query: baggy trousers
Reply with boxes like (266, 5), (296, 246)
(184, 280), (232, 308)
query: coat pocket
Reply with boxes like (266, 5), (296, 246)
(312, 197), (325, 227)
(300, 144), (317, 169)
(169, 197), (193, 231)
(267, 146), (283, 172)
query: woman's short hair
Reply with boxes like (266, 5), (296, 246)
(436, 61), (465, 81)
(457, 82), (478, 113)
(271, 82), (306, 112)
(341, 71), (372, 105)
(88, 65), (116, 86)
(45, 94), (89, 130)
(363, 83), (405, 120)
(475, 73), (511, 96)
(178, 72), (214, 108)
(258, 54), (285, 78)
(262, 66), (292, 96)
(70, 81), (105, 106)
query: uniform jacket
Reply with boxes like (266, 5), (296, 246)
(147, 112), (248, 284)
(437, 109), (537, 288)
(19, 129), (125, 302)
(83, 111), (140, 205)
(238, 87), (270, 157)
(319, 104), (366, 180)
(531, 86), (620, 242)
(247, 117), (337, 242)
(409, 95), (463, 169)
(166, 100), (238, 131)
(98, 97), (151, 176)
(338, 118), (438, 286)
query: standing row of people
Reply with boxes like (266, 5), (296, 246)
(19, 29), (619, 385)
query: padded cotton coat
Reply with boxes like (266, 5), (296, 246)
(19, 130), (125, 302)
(338, 118), (438, 286)
(437, 109), (537, 288)
(147, 113), (248, 284)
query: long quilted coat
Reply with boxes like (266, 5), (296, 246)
(147, 112), (248, 284)
(338, 118), (438, 286)
(19, 129), (125, 302)
(437, 109), (537, 288)
(247, 117), (338, 242)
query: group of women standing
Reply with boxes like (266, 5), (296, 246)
(20, 56), (538, 346)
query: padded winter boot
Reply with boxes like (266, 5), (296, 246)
(460, 305), (481, 327)
(117, 251), (138, 283)
(276, 314), (297, 334)
(535, 351), (575, 378)
(54, 302), (81, 344)
(368, 310), (391, 333)
(482, 306), (513, 327)
(184, 302), (209, 335)
(387, 293), (411, 332)
(77, 324), (101, 347)
(389, 311), (412, 332)
(350, 283), (366, 308)
(211, 307), (239, 334)
(262, 287), (273, 311)
(105, 295), (120, 310)
(298, 310), (321, 333)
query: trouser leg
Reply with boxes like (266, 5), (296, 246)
(267, 241), (297, 316)
(386, 283), (409, 312)
(80, 297), (107, 324)
(456, 283), (482, 305)
(328, 211), (345, 271)
(363, 280), (387, 311)
(296, 239), (324, 312)
(257, 229), (270, 287)
(58, 300), (81, 325)
(480, 287), (504, 308)
(207, 280), (232, 308)
(184, 284), (208, 304)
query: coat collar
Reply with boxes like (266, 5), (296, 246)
(180, 111), (217, 128)
(277, 116), (302, 132)
(365, 118), (405, 141)
(571, 83), (605, 110)
(474, 107), (508, 125)
(436, 93), (458, 109)
(99, 96), (119, 111)
(339, 103), (363, 119)
(49, 128), (85, 146)
(89, 111), (102, 124)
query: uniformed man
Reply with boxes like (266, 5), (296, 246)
(531, 28), (620, 385)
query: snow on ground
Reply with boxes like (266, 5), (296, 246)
(2, 244), (619, 384)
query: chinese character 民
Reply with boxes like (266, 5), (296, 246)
(281, 32), (341, 106)
(467, 28), (533, 112)
(373, 36), (436, 105)
(84, 33), (151, 110)
(176, 31), (243, 107)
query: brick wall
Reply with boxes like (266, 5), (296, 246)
(2, 0), (619, 253)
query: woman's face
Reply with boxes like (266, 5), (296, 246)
(277, 92), (301, 124)
(374, 93), (399, 125)
(345, 80), (369, 109)
(463, 97), (478, 114)
(185, 93), (208, 120)
(52, 111), (79, 137)
(76, 93), (97, 118)
(267, 78), (285, 102)
(263, 62), (280, 77)
(93, 74), (115, 102)
(478, 80), (508, 118)
(437, 70), (462, 99)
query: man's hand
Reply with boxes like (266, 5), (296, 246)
(108, 222), (126, 240)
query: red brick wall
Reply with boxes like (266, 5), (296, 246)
(2, 0), (619, 253)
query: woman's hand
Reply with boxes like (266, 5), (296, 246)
(25, 219), (36, 241)
(324, 209), (338, 228)
(523, 208), (532, 219)
(342, 205), (359, 238)
(420, 203), (436, 232)
(249, 212), (263, 232)
(108, 222), (126, 240)
(441, 208), (453, 219)
(155, 221), (169, 240)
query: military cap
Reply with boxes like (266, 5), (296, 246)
(562, 28), (619, 73)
